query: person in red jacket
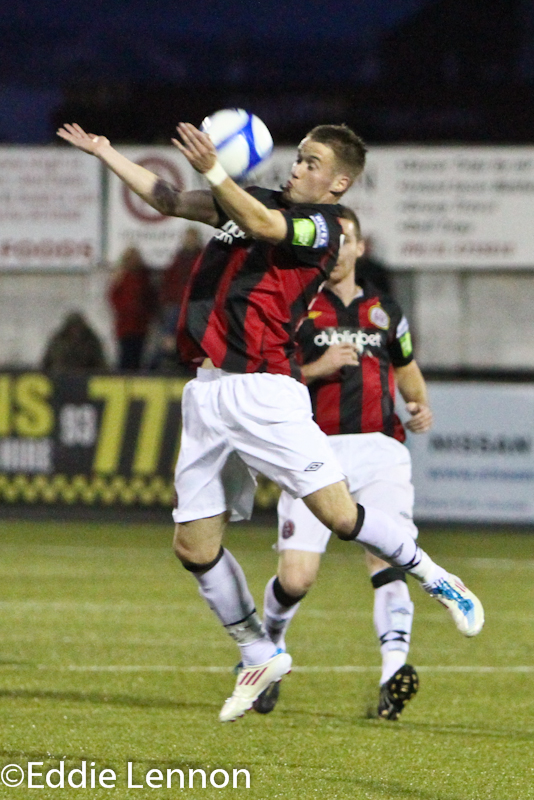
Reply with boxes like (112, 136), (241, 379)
(108, 246), (157, 370)
(154, 227), (203, 370)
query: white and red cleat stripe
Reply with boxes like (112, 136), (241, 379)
(219, 651), (292, 722)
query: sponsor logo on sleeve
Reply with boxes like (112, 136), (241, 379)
(368, 303), (390, 330)
(399, 330), (413, 358)
(310, 213), (329, 247)
(308, 310), (323, 319)
(396, 315), (410, 338)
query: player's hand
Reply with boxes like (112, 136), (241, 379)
(313, 344), (359, 376)
(405, 402), (433, 433)
(56, 123), (110, 156)
(172, 123), (218, 174)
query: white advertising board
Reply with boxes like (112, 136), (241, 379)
(261, 146), (534, 269)
(410, 383), (534, 523)
(106, 147), (209, 268)
(0, 148), (101, 270)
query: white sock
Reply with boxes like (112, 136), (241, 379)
(192, 549), (277, 666)
(373, 578), (414, 684)
(381, 651), (408, 686)
(356, 505), (447, 584)
(262, 576), (302, 651)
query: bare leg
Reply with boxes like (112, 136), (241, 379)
(262, 550), (321, 650)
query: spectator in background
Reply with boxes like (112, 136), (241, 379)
(42, 312), (107, 372)
(356, 235), (392, 295)
(108, 246), (158, 370)
(152, 226), (203, 371)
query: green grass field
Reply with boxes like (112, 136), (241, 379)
(1, 521), (534, 799)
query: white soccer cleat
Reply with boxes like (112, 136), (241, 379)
(423, 573), (484, 637)
(219, 650), (292, 722)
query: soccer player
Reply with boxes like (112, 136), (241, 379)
(57, 121), (483, 722)
(256, 208), (430, 719)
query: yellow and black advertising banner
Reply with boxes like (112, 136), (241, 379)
(0, 371), (280, 511)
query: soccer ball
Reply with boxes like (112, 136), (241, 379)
(200, 108), (273, 180)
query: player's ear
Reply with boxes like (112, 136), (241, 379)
(356, 238), (366, 258)
(331, 173), (351, 196)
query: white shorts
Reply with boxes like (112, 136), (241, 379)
(173, 369), (345, 524)
(277, 432), (418, 553)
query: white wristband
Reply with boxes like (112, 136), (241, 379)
(204, 162), (228, 187)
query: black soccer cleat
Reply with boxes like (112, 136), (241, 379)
(377, 664), (419, 720)
(252, 680), (281, 714)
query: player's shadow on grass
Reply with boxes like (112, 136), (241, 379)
(0, 688), (218, 712)
(390, 719), (534, 742)
(278, 707), (534, 741)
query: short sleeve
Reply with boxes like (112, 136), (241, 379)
(278, 204), (344, 273)
(387, 309), (414, 367)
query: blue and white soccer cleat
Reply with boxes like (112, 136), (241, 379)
(423, 573), (484, 637)
(219, 650), (291, 722)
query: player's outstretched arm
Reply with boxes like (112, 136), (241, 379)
(394, 360), (433, 433)
(56, 123), (219, 226)
(173, 122), (288, 244)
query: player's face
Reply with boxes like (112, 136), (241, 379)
(328, 219), (365, 283)
(282, 138), (349, 204)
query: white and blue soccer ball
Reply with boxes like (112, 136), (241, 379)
(200, 108), (273, 180)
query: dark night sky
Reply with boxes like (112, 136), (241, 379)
(2, 0), (533, 144)
(3, 0), (427, 42)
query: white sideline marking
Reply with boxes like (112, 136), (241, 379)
(0, 664), (533, 673)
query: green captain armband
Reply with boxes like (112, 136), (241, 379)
(400, 331), (413, 358)
(292, 218), (317, 247)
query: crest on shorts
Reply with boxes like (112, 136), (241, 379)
(368, 303), (390, 330)
(282, 520), (295, 539)
(305, 462), (324, 471)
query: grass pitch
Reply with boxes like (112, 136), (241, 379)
(1, 521), (534, 799)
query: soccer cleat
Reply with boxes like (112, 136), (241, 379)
(423, 573), (484, 637)
(378, 664), (419, 720)
(252, 679), (281, 714)
(219, 650), (291, 722)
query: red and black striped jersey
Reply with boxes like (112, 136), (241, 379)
(297, 279), (414, 439)
(177, 187), (344, 380)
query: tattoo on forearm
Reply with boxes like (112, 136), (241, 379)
(153, 179), (180, 215)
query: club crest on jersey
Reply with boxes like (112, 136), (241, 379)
(368, 303), (390, 330)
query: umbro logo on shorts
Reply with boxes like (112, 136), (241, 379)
(305, 462), (324, 471)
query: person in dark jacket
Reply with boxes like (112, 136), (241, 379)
(42, 312), (107, 372)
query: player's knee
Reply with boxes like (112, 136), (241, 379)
(173, 524), (221, 567)
(279, 563), (317, 596)
(331, 505), (361, 540)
